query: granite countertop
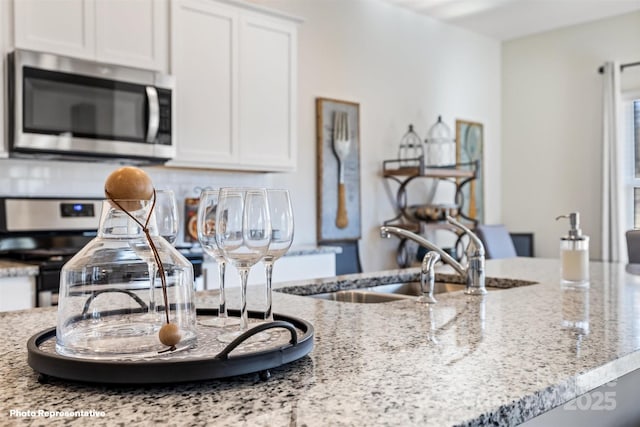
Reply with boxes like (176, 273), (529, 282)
(2, 258), (640, 426)
(0, 259), (39, 278)
(284, 244), (342, 257)
(181, 244), (341, 258)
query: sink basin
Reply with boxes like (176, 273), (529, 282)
(288, 275), (536, 304)
(310, 290), (408, 303)
(367, 281), (466, 296)
(309, 281), (467, 303)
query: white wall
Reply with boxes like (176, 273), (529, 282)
(0, 0), (501, 272)
(265, 0), (501, 271)
(0, 0), (10, 157)
(502, 11), (640, 260)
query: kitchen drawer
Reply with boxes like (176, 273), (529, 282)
(0, 275), (35, 312)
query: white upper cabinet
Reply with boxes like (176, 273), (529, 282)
(169, 0), (237, 165)
(94, 0), (167, 70)
(14, 0), (94, 59)
(238, 12), (297, 170)
(167, 0), (299, 172)
(13, 0), (168, 71)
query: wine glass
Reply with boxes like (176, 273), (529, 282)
(154, 189), (179, 244)
(147, 189), (179, 314)
(197, 189), (237, 327)
(263, 189), (294, 321)
(215, 187), (271, 342)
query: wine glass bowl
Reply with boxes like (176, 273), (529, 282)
(215, 187), (271, 340)
(197, 190), (221, 258)
(197, 189), (236, 327)
(153, 189), (179, 245)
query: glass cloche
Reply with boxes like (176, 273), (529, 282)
(56, 199), (197, 359)
(425, 115), (456, 167)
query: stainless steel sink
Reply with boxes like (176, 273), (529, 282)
(294, 276), (536, 304)
(309, 281), (467, 303)
(368, 281), (466, 296)
(310, 290), (408, 303)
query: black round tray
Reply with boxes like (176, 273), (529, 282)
(27, 308), (314, 385)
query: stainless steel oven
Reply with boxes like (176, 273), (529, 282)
(0, 198), (203, 308)
(0, 198), (100, 307)
(8, 49), (174, 163)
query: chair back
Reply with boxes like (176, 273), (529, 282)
(475, 224), (518, 259)
(626, 230), (640, 264)
(321, 240), (362, 275)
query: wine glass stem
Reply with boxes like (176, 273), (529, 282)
(265, 261), (274, 321)
(148, 263), (156, 313)
(238, 267), (249, 331)
(218, 260), (227, 318)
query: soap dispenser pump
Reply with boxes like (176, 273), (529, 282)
(556, 212), (589, 286)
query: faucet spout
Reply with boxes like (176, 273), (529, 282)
(380, 221), (486, 295)
(379, 226), (465, 277)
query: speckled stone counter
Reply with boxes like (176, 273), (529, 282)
(284, 244), (341, 257)
(0, 259), (38, 278)
(185, 244), (341, 258)
(2, 258), (640, 426)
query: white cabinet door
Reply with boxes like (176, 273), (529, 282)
(238, 13), (297, 171)
(0, 276), (36, 312)
(169, 0), (237, 166)
(95, 0), (167, 70)
(14, 0), (95, 58)
(13, 0), (167, 71)
(168, 0), (298, 172)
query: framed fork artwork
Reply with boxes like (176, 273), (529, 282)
(315, 98), (361, 242)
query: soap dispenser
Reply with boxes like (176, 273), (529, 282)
(555, 212), (589, 286)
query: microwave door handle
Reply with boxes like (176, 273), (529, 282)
(145, 86), (160, 143)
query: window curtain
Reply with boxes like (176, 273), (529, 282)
(601, 61), (626, 262)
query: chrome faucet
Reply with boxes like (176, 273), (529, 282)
(380, 215), (486, 296)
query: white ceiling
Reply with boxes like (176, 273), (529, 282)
(384, 0), (640, 40)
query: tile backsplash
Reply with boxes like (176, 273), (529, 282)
(0, 158), (274, 246)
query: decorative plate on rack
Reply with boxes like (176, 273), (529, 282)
(408, 204), (460, 222)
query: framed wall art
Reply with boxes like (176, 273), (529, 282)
(316, 98), (361, 242)
(456, 119), (484, 225)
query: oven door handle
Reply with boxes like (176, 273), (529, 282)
(145, 86), (160, 143)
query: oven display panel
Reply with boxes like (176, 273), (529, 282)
(60, 203), (95, 218)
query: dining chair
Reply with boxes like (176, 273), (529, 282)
(475, 224), (518, 259)
(626, 230), (640, 264)
(322, 240), (362, 275)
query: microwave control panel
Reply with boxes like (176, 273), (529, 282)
(157, 88), (172, 146)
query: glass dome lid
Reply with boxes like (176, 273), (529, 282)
(425, 115), (456, 167)
(55, 199), (197, 360)
(426, 115), (453, 143)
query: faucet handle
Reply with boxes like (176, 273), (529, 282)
(418, 251), (440, 304)
(445, 215), (485, 256)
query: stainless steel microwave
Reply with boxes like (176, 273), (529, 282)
(8, 49), (175, 163)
